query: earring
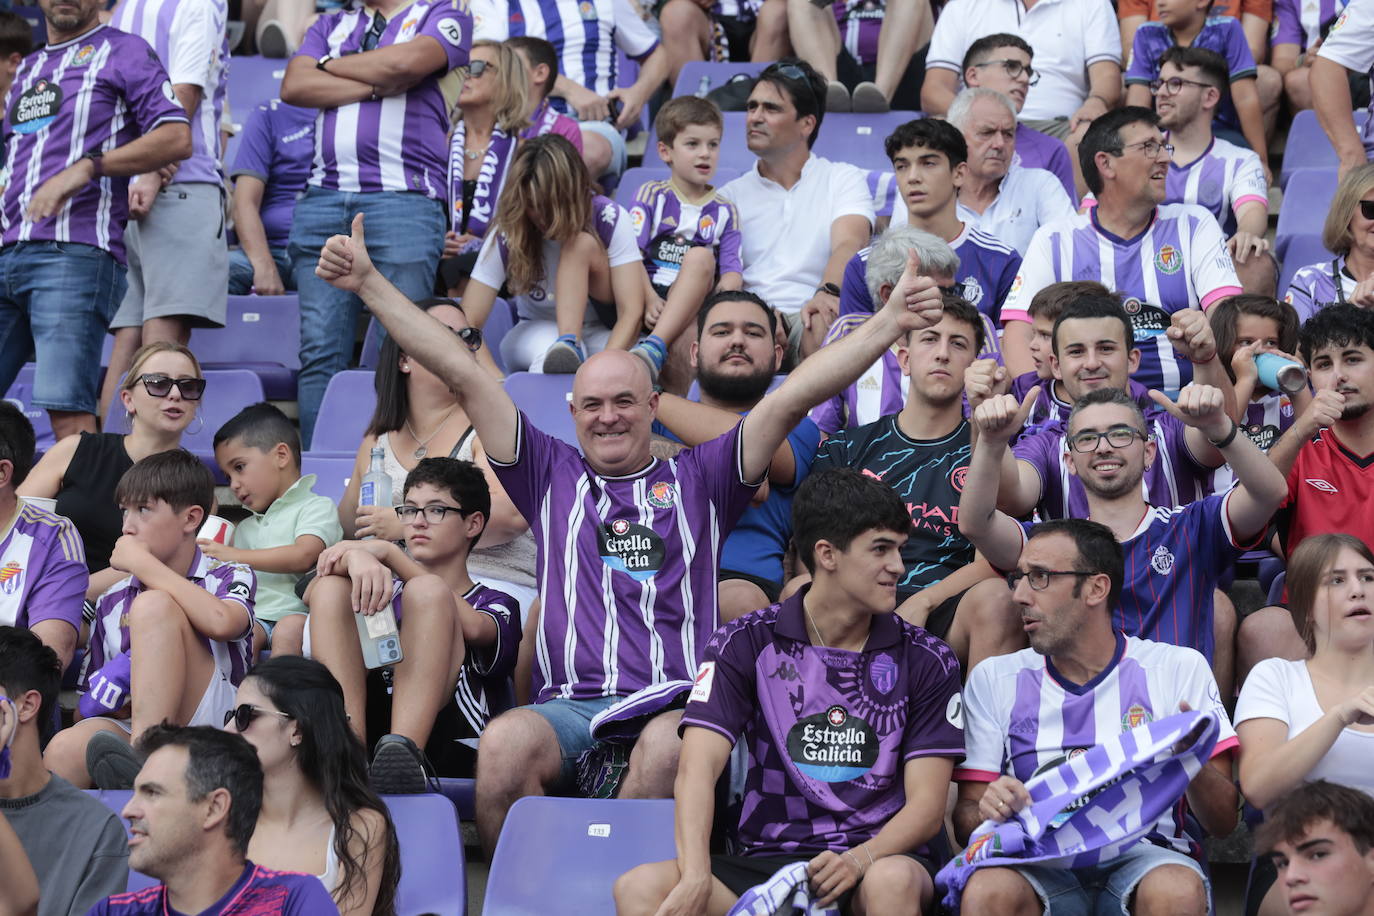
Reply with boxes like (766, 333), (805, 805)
(188, 413), (204, 436)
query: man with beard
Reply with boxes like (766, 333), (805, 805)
(652, 290), (819, 621)
(809, 296), (1024, 673)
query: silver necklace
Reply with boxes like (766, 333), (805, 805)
(464, 143), (489, 161)
(404, 406), (458, 459)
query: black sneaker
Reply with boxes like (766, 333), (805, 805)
(369, 734), (432, 795)
(87, 731), (140, 790)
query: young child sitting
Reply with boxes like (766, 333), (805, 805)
(207, 402), (342, 657)
(306, 457), (520, 792)
(44, 449), (257, 788)
(625, 96), (744, 386)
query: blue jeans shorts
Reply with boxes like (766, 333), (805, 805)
(524, 695), (622, 786)
(1013, 842), (1210, 915)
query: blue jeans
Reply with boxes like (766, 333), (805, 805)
(0, 241), (126, 414)
(288, 186), (445, 447)
(228, 245), (294, 295)
(1013, 842), (1210, 915)
(522, 696), (622, 785)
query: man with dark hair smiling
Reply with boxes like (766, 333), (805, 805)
(1257, 780), (1374, 916)
(87, 724), (337, 915)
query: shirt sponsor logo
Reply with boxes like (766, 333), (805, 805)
(0, 561), (22, 595)
(1243, 423), (1279, 452)
(946, 692), (963, 728)
(1033, 747), (1102, 826)
(1305, 478), (1339, 494)
(645, 480), (677, 509)
(786, 704), (878, 782)
(1154, 245), (1182, 275)
(689, 661), (715, 702)
(161, 80), (177, 105)
(1150, 544), (1175, 576)
(11, 79), (62, 135)
(598, 519), (665, 580)
(1121, 297), (1170, 337)
(227, 580), (252, 600)
(869, 653), (897, 694)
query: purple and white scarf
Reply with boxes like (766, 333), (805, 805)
(448, 121), (517, 240)
(726, 862), (841, 916)
(937, 709), (1221, 914)
(522, 99), (563, 141)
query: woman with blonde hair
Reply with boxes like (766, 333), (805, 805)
(20, 342), (206, 578)
(463, 133), (649, 374)
(441, 40), (531, 295)
(1283, 163), (1374, 318)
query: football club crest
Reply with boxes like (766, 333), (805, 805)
(697, 213), (715, 240)
(71, 45), (95, 66)
(1154, 244), (1182, 275)
(1150, 544), (1175, 575)
(869, 653), (896, 695)
(960, 276), (984, 305)
(949, 465), (969, 493)
(578, 0), (596, 18)
(0, 561), (21, 595)
(1122, 703), (1152, 730)
(646, 480), (676, 509)
(958, 831), (1003, 866)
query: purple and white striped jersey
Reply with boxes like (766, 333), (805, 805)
(808, 347), (908, 436)
(681, 588), (964, 857)
(1283, 255), (1349, 321)
(1002, 206), (1242, 396)
(110, 0), (228, 186)
(1010, 375), (1157, 441)
(1165, 137), (1267, 237)
(82, 548), (256, 694)
(295, 0), (471, 198)
(1272, 0), (1348, 50)
(0, 25), (188, 262)
(957, 633), (1238, 852)
(626, 178), (743, 292)
(1315, 1), (1374, 160)
(490, 414), (758, 703)
(1211, 394), (1296, 493)
(835, 0), (882, 66)
(1014, 123), (1077, 202)
(1012, 408), (1213, 519)
(471, 0), (659, 101)
(0, 501), (87, 633)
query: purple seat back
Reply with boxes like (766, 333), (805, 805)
(190, 295), (301, 399)
(1278, 234), (1335, 298)
(673, 60), (771, 99)
(645, 112), (754, 172)
(301, 453), (356, 504)
(811, 112), (918, 171)
(613, 166), (744, 211)
(3, 363), (56, 454)
(1281, 108), (1371, 188)
(1275, 169), (1337, 259)
(88, 790), (156, 893)
(501, 373), (578, 447)
(309, 370), (376, 456)
(484, 797), (675, 915)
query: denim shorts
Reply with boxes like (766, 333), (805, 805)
(524, 695), (622, 786)
(0, 241), (126, 414)
(1013, 842), (1209, 916)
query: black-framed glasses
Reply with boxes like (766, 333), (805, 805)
(1110, 139), (1174, 159)
(134, 374), (206, 401)
(1358, 199), (1374, 220)
(467, 59), (495, 78)
(454, 325), (482, 352)
(1068, 425), (1148, 453)
(971, 58), (1040, 85)
(223, 704), (292, 731)
(396, 503), (472, 523)
(1148, 76), (1213, 96)
(1006, 569), (1094, 591)
(361, 12), (387, 50)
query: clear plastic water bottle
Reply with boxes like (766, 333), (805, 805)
(358, 446), (392, 540)
(695, 75), (711, 98)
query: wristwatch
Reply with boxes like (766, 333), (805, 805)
(83, 151), (103, 177)
(816, 282), (841, 297)
(316, 54), (334, 72)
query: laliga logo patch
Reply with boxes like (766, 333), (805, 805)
(11, 79), (62, 135)
(786, 705), (877, 782)
(1154, 244), (1182, 275)
(1150, 544), (1174, 576)
(0, 561), (22, 595)
(629, 205), (646, 237)
(645, 480), (676, 509)
(689, 661), (715, 703)
(598, 519), (665, 580)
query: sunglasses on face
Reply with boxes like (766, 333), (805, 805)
(1359, 200), (1374, 220)
(134, 374), (206, 400)
(223, 703), (292, 731)
(467, 59), (495, 78)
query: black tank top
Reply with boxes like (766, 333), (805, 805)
(55, 432), (134, 572)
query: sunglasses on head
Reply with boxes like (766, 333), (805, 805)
(134, 374), (206, 400)
(1360, 200), (1374, 220)
(223, 703), (291, 731)
(454, 325), (482, 352)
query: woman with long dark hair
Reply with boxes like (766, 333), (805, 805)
(227, 655), (401, 915)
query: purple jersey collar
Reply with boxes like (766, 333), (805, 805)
(776, 585), (903, 651)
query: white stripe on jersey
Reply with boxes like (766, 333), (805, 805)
(1151, 418), (1181, 508)
(569, 476), (595, 699)
(1137, 230), (1180, 395)
(332, 104), (361, 192)
(376, 94), (408, 190)
(534, 489), (556, 697)
(58, 43), (107, 243)
(668, 458), (697, 674)
(632, 477), (666, 685)
(18, 51), (68, 242)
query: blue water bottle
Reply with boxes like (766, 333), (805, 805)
(1254, 352), (1307, 394)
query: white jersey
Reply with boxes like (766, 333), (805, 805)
(957, 634), (1237, 852)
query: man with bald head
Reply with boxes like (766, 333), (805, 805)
(314, 213), (948, 855)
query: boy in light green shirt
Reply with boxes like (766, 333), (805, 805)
(203, 403), (342, 656)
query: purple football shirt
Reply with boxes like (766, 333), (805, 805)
(521, 98), (584, 152)
(295, 0), (471, 197)
(490, 414), (758, 703)
(87, 862), (337, 915)
(1164, 137), (1267, 237)
(681, 589), (965, 856)
(1283, 255), (1348, 321)
(627, 178), (744, 292)
(0, 24), (188, 262)
(230, 99), (316, 248)
(1125, 17), (1257, 132)
(1272, 0), (1348, 49)
(0, 501), (87, 633)
(1014, 123), (1077, 202)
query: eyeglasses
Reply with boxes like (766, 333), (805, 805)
(223, 703), (292, 731)
(133, 374), (206, 400)
(453, 325), (482, 352)
(1359, 200), (1374, 220)
(1110, 139), (1174, 159)
(396, 503), (471, 523)
(1068, 425), (1148, 453)
(971, 58), (1040, 85)
(467, 59), (495, 78)
(361, 12), (387, 51)
(1148, 76), (1214, 96)
(1005, 569), (1094, 591)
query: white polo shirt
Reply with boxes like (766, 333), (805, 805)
(721, 154), (875, 315)
(926, 0), (1122, 120)
(890, 164), (1075, 255)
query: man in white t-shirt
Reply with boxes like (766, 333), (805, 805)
(721, 59), (874, 361)
(1310, 0), (1374, 180)
(920, 0), (1122, 142)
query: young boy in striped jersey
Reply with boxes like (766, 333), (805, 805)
(626, 96), (744, 385)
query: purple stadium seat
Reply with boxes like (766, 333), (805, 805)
(3, 364), (56, 454)
(89, 790), (466, 914)
(308, 370), (376, 456)
(1278, 234), (1335, 299)
(811, 112), (917, 171)
(223, 57), (290, 166)
(483, 797), (675, 915)
(1280, 108), (1371, 188)
(436, 777), (476, 821)
(189, 295), (301, 399)
(1274, 169), (1337, 259)
(613, 166), (744, 211)
(14, 6), (44, 48)
(502, 373), (578, 447)
(302, 453), (355, 504)
(673, 60), (771, 99)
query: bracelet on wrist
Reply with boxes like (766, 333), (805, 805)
(1189, 352), (1217, 365)
(1208, 419), (1240, 449)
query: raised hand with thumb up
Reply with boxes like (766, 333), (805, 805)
(316, 212), (375, 293)
(882, 248), (944, 333)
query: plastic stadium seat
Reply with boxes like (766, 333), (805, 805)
(673, 60), (771, 99)
(812, 112), (918, 171)
(436, 777), (476, 822)
(3, 364), (55, 454)
(227, 55), (287, 118)
(483, 797), (675, 915)
(502, 373), (578, 447)
(308, 370), (376, 455)
(302, 453), (355, 504)
(88, 790), (159, 893)
(1277, 234), (1334, 298)
(1280, 108), (1371, 188)
(14, 6), (44, 48)
(1274, 169), (1337, 259)
(190, 295), (301, 399)
(89, 790), (467, 915)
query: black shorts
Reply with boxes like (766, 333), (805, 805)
(710, 852), (937, 912)
(720, 568), (783, 603)
(716, 14), (755, 61)
(904, 585), (973, 642)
